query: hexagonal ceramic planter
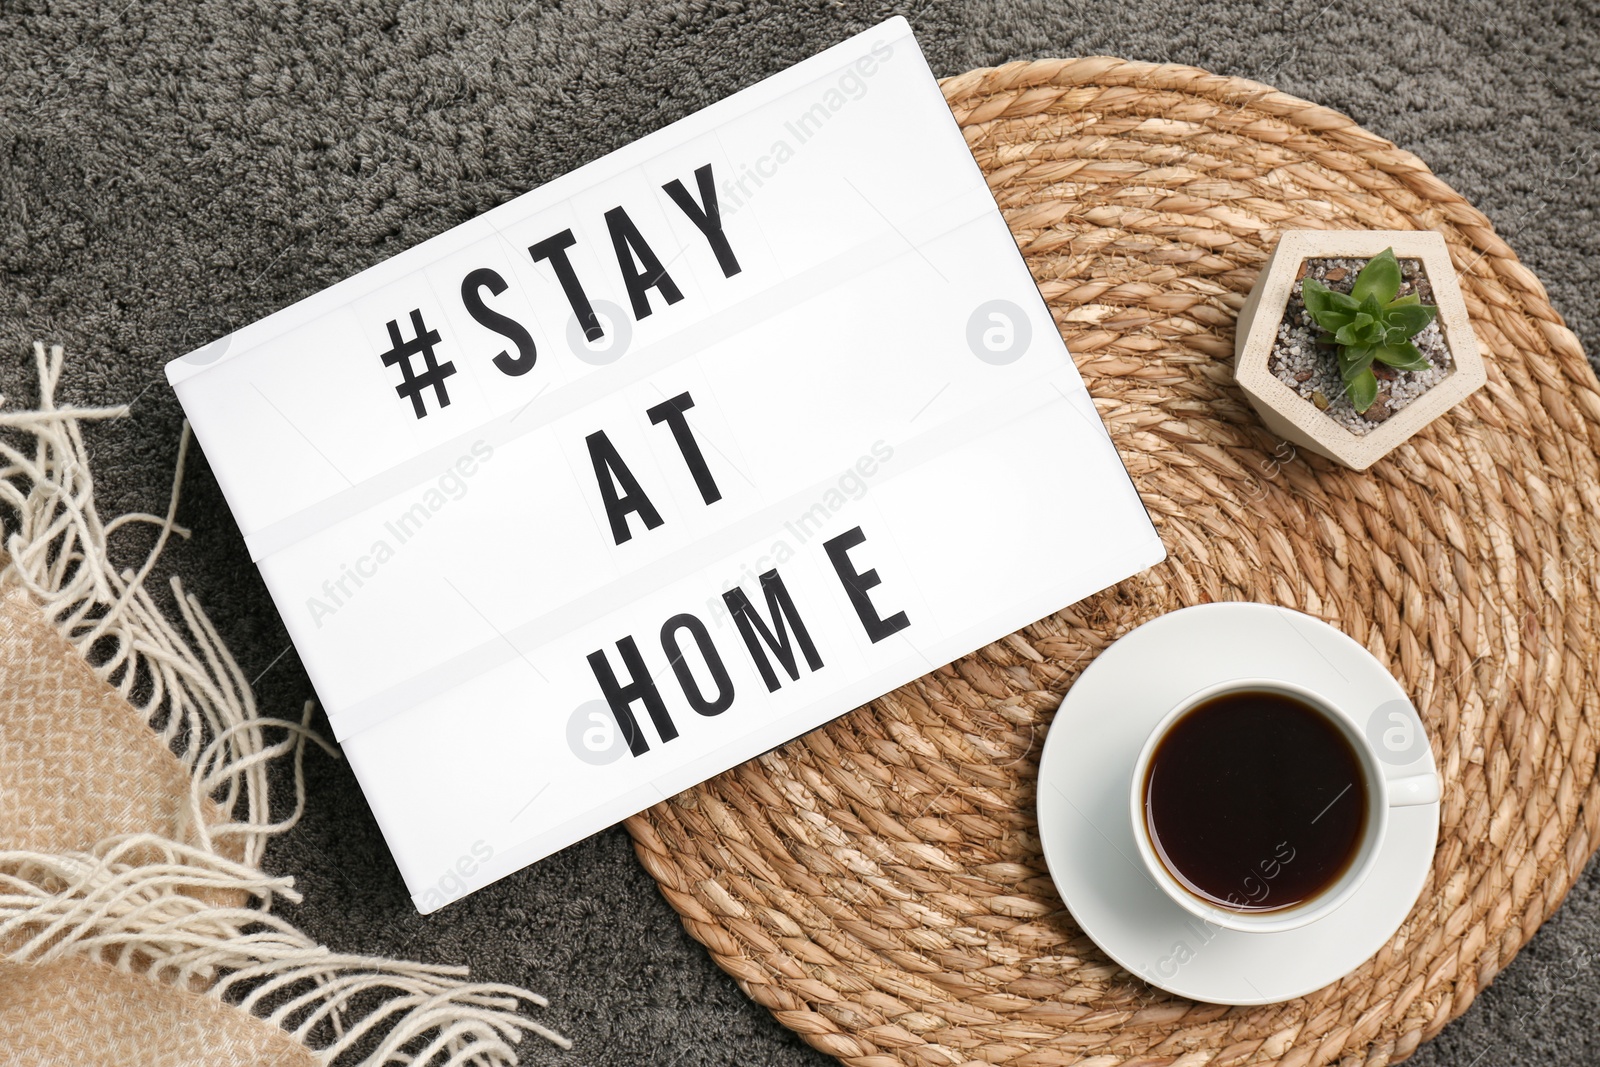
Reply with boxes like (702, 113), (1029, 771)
(1234, 230), (1486, 470)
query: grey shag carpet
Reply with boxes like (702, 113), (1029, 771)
(2, 2), (1597, 1064)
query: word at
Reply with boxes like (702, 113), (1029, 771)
(588, 390), (721, 544)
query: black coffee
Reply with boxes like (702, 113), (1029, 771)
(1143, 689), (1368, 912)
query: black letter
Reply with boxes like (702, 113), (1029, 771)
(823, 526), (910, 642)
(721, 570), (823, 692)
(460, 267), (537, 376)
(605, 206), (684, 320)
(529, 229), (602, 341)
(663, 163), (741, 278)
(660, 613), (734, 716)
(586, 636), (676, 757)
(647, 391), (721, 506)
(586, 430), (664, 544)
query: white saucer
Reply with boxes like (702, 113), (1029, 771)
(1036, 602), (1439, 1004)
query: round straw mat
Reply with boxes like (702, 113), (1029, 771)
(624, 58), (1600, 1067)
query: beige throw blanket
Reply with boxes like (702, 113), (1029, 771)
(0, 344), (568, 1065)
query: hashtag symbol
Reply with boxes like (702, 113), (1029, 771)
(379, 309), (457, 419)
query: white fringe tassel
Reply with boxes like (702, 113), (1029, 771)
(0, 837), (569, 1061)
(0, 344), (571, 1062)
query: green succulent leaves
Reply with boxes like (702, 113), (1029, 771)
(1300, 248), (1437, 413)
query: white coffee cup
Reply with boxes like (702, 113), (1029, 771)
(1128, 678), (1440, 934)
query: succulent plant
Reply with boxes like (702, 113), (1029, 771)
(1300, 248), (1437, 413)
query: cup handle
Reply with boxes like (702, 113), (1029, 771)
(1388, 772), (1440, 807)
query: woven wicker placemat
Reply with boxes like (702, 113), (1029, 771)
(624, 58), (1600, 1067)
